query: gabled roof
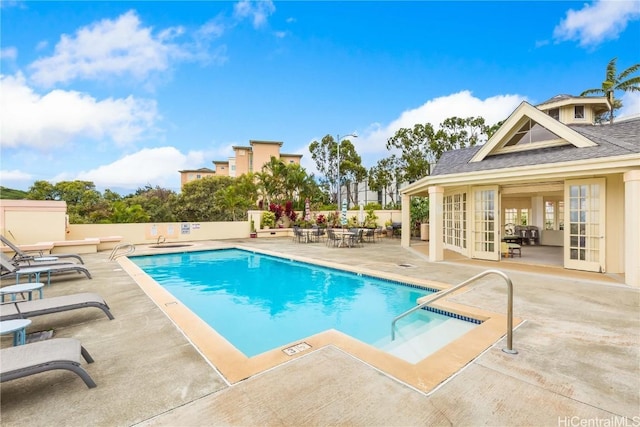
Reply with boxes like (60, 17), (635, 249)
(469, 102), (596, 163)
(431, 117), (640, 177)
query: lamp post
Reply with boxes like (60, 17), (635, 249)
(336, 132), (358, 205)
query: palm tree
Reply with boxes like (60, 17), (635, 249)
(580, 57), (640, 124)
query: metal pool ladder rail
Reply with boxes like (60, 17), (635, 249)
(109, 243), (135, 260)
(391, 269), (518, 354)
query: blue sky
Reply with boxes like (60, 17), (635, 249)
(1, 0), (639, 194)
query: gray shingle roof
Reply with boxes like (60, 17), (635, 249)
(431, 118), (640, 176)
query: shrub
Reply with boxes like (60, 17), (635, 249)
(261, 211), (276, 228)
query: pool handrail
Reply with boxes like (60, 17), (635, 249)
(109, 243), (135, 261)
(391, 269), (518, 354)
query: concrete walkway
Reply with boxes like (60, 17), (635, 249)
(1, 238), (638, 426)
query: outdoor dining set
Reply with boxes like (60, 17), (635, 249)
(292, 226), (381, 248)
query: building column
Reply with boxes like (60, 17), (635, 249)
(429, 186), (444, 262)
(624, 170), (640, 287)
(531, 196), (544, 229)
(401, 193), (411, 248)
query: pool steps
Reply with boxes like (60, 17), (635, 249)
(375, 312), (477, 363)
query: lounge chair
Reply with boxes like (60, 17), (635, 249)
(0, 292), (114, 321)
(0, 253), (91, 285)
(1, 235), (84, 264)
(1, 338), (97, 388)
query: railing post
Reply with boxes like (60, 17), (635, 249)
(391, 269), (517, 355)
(109, 243), (135, 261)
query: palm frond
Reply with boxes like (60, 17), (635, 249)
(580, 88), (604, 96)
(617, 76), (640, 92)
(605, 57), (618, 82)
(617, 63), (640, 80)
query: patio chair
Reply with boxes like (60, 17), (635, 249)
(364, 228), (375, 243)
(313, 227), (326, 243)
(0, 292), (114, 322)
(348, 229), (364, 248)
(1, 235), (84, 264)
(1, 338), (97, 388)
(0, 253), (92, 285)
(325, 229), (341, 247)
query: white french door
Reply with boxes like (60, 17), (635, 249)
(564, 179), (606, 272)
(471, 186), (500, 261)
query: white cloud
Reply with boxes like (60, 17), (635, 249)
(0, 72), (159, 149)
(28, 10), (190, 87)
(233, 0), (275, 28)
(0, 169), (32, 182)
(618, 91), (640, 118)
(0, 47), (17, 60)
(553, 0), (640, 47)
(355, 91), (525, 157)
(71, 146), (207, 190)
(300, 91), (526, 176)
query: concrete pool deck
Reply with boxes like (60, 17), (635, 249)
(1, 238), (638, 426)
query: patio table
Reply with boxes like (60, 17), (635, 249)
(332, 230), (355, 248)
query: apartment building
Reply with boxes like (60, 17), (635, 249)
(179, 140), (302, 187)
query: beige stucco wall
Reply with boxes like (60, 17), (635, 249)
(234, 148), (251, 176)
(68, 221), (249, 245)
(251, 143), (281, 173)
(0, 200), (68, 244)
(280, 155), (301, 165)
(605, 174), (625, 274)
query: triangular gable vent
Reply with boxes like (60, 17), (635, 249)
(470, 102), (597, 163)
(494, 117), (565, 154)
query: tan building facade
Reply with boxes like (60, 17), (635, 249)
(400, 95), (640, 287)
(179, 140), (302, 187)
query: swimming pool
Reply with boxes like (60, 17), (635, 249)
(131, 249), (478, 359)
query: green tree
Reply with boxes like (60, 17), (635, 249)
(256, 157), (288, 205)
(1, 187), (28, 199)
(125, 185), (178, 222)
(437, 116), (490, 151)
(337, 139), (367, 206)
(308, 135), (335, 199)
(387, 116), (492, 184)
(110, 201), (150, 223)
(386, 123), (438, 183)
(580, 57), (640, 124)
(283, 163), (313, 208)
(486, 120), (505, 138)
(368, 156), (402, 205)
(211, 173), (257, 221)
(232, 173), (259, 207)
(173, 176), (235, 221)
(309, 134), (360, 204)
(26, 180), (56, 200)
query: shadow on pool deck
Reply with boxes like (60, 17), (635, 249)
(1, 237), (638, 426)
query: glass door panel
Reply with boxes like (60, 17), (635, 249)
(472, 186), (499, 261)
(564, 179), (605, 272)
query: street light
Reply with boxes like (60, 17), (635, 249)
(336, 132), (358, 205)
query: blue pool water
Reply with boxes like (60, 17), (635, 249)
(131, 249), (473, 358)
